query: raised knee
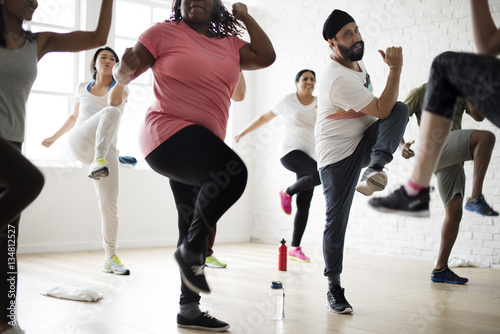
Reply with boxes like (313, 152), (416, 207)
(235, 162), (248, 193)
(21, 168), (45, 200)
(433, 51), (457, 67)
(396, 101), (409, 117)
(32, 169), (45, 192)
(474, 130), (496, 152)
(104, 106), (122, 119)
(392, 101), (410, 122)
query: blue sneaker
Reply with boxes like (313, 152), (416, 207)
(431, 266), (468, 284)
(465, 194), (499, 217)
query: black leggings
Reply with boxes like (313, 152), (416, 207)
(145, 125), (247, 305)
(280, 150), (321, 247)
(425, 51), (500, 127)
(0, 138), (44, 323)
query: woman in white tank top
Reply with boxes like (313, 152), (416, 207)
(42, 47), (130, 276)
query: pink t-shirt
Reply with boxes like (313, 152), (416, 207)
(138, 20), (248, 157)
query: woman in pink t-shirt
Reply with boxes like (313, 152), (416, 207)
(113, 0), (275, 331)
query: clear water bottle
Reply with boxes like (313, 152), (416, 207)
(269, 281), (285, 320)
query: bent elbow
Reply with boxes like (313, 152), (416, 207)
(256, 50), (276, 69)
(476, 41), (500, 57)
(94, 33), (108, 48)
(265, 51), (277, 67)
(377, 112), (390, 120)
(232, 94), (245, 102)
(108, 98), (123, 107)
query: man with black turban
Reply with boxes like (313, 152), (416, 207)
(315, 9), (409, 313)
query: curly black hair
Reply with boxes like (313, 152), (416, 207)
(169, 0), (245, 38)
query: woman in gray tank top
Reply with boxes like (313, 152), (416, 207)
(0, 1), (114, 333)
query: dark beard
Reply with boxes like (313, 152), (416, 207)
(338, 41), (365, 61)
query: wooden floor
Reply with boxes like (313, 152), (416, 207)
(15, 243), (500, 334)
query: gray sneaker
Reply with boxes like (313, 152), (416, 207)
(356, 167), (387, 196)
(103, 255), (130, 275)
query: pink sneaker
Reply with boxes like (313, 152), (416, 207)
(279, 189), (292, 215)
(288, 246), (310, 262)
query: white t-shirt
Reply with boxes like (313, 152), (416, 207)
(315, 60), (377, 169)
(74, 81), (128, 127)
(271, 93), (318, 160)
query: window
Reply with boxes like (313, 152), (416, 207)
(113, 0), (170, 165)
(24, 0), (82, 165)
(24, 0), (170, 167)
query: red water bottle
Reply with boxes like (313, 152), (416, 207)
(279, 238), (287, 271)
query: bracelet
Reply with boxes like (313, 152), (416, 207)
(389, 64), (403, 69)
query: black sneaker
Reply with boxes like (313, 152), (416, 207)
(177, 312), (230, 332)
(368, 186), (430, 218)
(356, 167), (387, 196)
(326, 285), (353, 314)
(431, 266), (468, 284)
(174, 247), (211, 294)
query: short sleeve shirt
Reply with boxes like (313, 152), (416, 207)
(404, 83), (465, 131)
(138, 21), (248, 157)
(74, 81), (128, 127)
(271, 93), (318, 160)
(315, 60), (377, 168)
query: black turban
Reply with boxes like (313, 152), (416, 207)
(322, 9), (355, 41)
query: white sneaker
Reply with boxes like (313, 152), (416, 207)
(103, 255), (130, 275)
(356, 167), (387, 196)
(88, 157), (109, 180)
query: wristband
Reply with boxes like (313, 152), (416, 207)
(389, 64), (403, 69)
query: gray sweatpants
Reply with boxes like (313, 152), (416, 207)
(68, 106), (122, 259)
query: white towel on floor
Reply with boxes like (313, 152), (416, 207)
(447, 257), (489, 268)
(42, 286), (103, 302)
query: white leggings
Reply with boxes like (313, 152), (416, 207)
(68, 106), (122, 259)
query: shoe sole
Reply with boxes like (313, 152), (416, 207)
(177, 324), (230, 332)
(88, 167), (109, 179)
(465, 206), (499, 216)
(103, 269), (131, 275)
(431, 278), (468, 284)
(370, 205), (430, 218)
(356, 172), (387, 196)
(288, 255), (310, 262)
(326, 302), (353, 314)
(205, 263), (227, 268)
(174, 250), (211, 295)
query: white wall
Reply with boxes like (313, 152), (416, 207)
(19, 0), (500, 267)
(240, 0), (500, 267)
(18, 164), (252, 254)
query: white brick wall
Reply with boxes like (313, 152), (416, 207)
(234, 0), (500, 266)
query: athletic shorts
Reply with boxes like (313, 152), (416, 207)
(434, 129), (474, 206)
